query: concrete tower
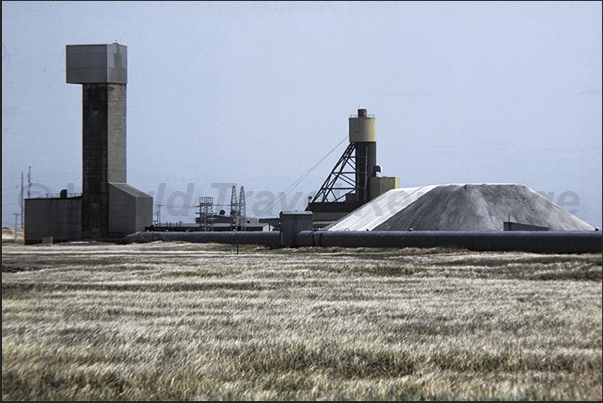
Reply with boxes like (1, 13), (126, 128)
(349, 108), (377, 203)
(67, 43), (151, 239)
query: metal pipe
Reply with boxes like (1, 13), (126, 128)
(126, 231), (281, 246)
(126, 230), (602, 254)
(296, 231), (602, 254)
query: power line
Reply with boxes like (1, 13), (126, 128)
(254, 135), (348, 218)
(20, 172), (24, 228)
(30, 177), (75, 188)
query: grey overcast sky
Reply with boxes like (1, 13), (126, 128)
(2, 1), (602, 228)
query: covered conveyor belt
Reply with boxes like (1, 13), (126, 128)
(297, 231), (602, 254)
(126, 229), (601, 254)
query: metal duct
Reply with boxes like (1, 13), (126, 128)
(296, 231), (602, 254)
(125, 231), (281, 246)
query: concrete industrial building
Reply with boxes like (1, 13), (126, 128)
(24, 43), (152, 244)
(24, 191), (82, 243)
(23, 43), (596, 246)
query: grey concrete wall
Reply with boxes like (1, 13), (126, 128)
(81, 83), (108, 239)
(81, 83), (126, 239)
(108, 184), (135, 236)
(369, 176), (399, 201)
(355, 142), (377, 203)
(135, 192), (153, 233)
(107, 84), (127, 183)
(24, 198), (82, 244)
(109, 183), (153, 237)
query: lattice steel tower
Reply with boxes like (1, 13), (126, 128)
(195, 197), (214, 231)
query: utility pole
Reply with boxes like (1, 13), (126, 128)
(156, 203), (163, 226)
(13, 213), (20, 240)
(20, 172), (24, 228)
(27, 166), (31, 198)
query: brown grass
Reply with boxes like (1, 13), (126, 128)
(2, 241), (601, 400)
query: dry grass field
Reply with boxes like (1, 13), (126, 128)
(2, 240), (602, 400)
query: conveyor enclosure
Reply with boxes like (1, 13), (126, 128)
(126, 230), (601, 254)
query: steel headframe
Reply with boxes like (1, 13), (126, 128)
(310, 142), (359, 203)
